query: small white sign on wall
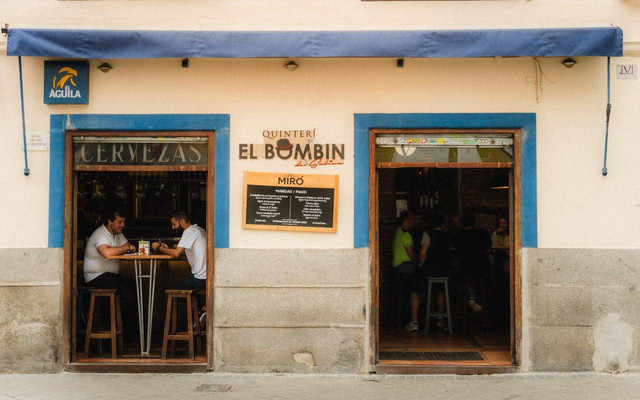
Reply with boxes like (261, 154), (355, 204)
(21, 130), (50, 151)
(616, 64), (637, 80)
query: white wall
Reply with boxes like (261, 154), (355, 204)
(0, 0), (639, 249)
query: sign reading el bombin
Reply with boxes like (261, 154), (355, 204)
(44, 61), (89, 104)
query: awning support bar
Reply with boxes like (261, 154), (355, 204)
(18, 56), (30, 176)
(602, 57), (611, 176)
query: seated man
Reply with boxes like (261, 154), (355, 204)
(152, 212), (207, 290)
(491, 217), (509, 250)
(491, 216), (510, 274)
(83, 210), (137, 339)
(393, 210), (424, 331)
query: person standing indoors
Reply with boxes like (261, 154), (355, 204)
(152, 212), (207, 290)
(456, 213), (492, 313)
(393, 210), (424, 331)
(420, 213), (455, 326)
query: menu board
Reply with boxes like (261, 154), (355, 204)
(242, 172), (339, 232)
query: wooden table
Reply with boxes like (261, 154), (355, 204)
(108, 254), (172, 356)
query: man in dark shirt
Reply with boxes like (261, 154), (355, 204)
(421, 213), (454, 277)
(420, 213), (455, 323)
(456, 213), (492, 279)
(456, 213), (491, 313)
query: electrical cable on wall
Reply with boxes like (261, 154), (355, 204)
(602, 57), (611, 176)
(19, 56), (30, 176)
(532, 58), (543, 102)
(531, 58), (554, 103)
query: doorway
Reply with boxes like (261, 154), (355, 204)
(64, 131), (214, 372)
(370, 129), (521, 374)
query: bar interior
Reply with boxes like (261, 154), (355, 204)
(73, 171), (208, 362)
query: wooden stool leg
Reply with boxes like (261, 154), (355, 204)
(186, 294), (195, 360)
(97, 300), (105, 355)
(161, 295), (173, 360)
(425, 280), (433, 334)
(191, 293), (202, 356)
(110, 294), (117, 359)
(170, 297), (178, 356)
(83, 294), (96, 358)
(115, 295), (124, 354)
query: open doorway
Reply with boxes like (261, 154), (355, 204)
(371, 130), (519, 373)
(65, 133), (214, 371)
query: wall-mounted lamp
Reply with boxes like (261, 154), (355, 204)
(561, 58), (578, 68)
(97, 62), (113, 73)
(396, 58), (404, 68)
(284, 61), (299, 72)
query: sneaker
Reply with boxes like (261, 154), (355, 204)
(469, 299), (483, 312)
(405, 321), (419, 331)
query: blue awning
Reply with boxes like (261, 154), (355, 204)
(7, 27), (622, 59)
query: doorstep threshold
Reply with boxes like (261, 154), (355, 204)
(67, 362), (207, 373)
(375, 363), (517, 375)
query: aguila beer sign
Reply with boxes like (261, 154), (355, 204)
(44, 61), (89, 105)
(239, 129), (345, 168)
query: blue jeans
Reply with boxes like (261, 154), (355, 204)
(176, 274), (206, 290)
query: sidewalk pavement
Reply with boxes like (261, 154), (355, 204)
(1, 372), (640, 400)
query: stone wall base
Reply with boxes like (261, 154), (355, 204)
(523, 248), (640, 372)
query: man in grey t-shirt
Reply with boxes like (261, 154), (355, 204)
(83, 210), (137, 339)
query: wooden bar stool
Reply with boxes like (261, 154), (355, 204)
(83, 289), (123, 359)
(161, 290), (202, 360)
(425, 277), (453, 334)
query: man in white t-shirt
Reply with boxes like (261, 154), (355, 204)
(83, 210), (138, 339)
(152, 212), (207, 290)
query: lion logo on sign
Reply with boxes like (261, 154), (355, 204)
(52, 67), (78, 89)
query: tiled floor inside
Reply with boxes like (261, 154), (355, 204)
(74, 356), (206, 363)
(75, 342), (206, 363)
(379, 329), (512, 366)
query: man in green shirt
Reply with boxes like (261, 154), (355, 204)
(393, 210), (423, 331)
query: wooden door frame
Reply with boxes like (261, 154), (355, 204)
(368, 128), (522, 373)
(62, 130), (215, 372)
